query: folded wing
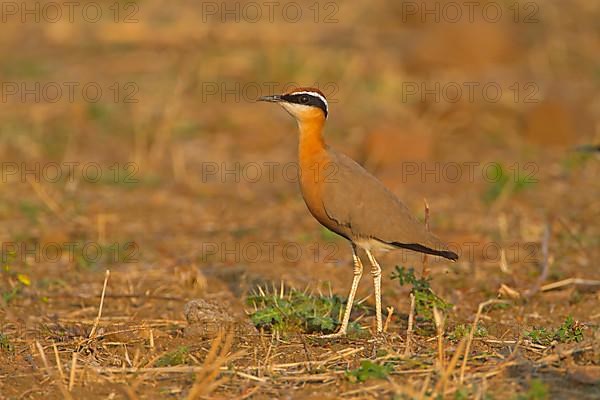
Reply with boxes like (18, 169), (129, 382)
(321, 150), (458, 261)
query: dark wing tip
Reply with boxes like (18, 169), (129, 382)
(390, 242), (458, 262)
(440, 250), (459, 262)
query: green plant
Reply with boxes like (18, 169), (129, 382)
(448, 323), (488, 341)
(555, 316), (584, 343)
(2, 287), (20, 304)
(561, 151), (592, 173)
(0, 333), (13, 352)
(1, 256), (31, 304)
(155, 346), (189, 367)
(526, 316), (583, 345)
(516, 378), (548, 400)
(18, 200), (41, 223)
(247, 286), (365, 334)
(391, 266), (452, 320)
(526, 327), (553, 346)
(483, 163), (536, 204)
(454, 388), (469, 400)
(346, 360), (392, 383)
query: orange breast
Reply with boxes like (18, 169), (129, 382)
(297, 118), (336, 231)
(299, 151), (327, 218)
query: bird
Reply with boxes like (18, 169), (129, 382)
(259, 87), (458, 337)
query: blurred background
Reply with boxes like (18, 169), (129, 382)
(1, 0), (598, 278)
(0, 0), (599, 397)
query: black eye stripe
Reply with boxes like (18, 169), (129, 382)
(281, 93), (328, 117)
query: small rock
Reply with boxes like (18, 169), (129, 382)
(184, 299), (234, 325)
(183, 299), (256, 338)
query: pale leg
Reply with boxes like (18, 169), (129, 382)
(365, 249), (383, 333)
(320, 245), (363, 338)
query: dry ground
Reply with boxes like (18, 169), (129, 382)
(1, 0), (599, 398)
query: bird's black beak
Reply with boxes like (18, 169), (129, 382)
(257, 94), (282, 103)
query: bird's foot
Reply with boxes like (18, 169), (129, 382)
(371, 330), (386, 341)
(318, 330), (347, 339)
(359, 331), (386, 351)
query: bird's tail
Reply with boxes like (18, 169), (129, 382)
(391, 242), (459, 262)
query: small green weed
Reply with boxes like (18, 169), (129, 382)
(1, 255), (32, 304)
(247, 286), (365, 334)
(391, 266), (452, 321)
(526, 327), (553, 345)
(454, 388), (469, 400)
(483, 163), (536, 204)
(448, 323), (488, 341)
(555, 315), (584, 343)
(18, 200), (42, 223)
(561, 151), (593, 174)
(526, 316), (583, 345)
(155, 346), (189, 367)
(346, 360), (392, 383)
(0, 333), (13, 352)
(515, 378), (548, 400)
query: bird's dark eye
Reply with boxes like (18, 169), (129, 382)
(300, 96), (309, 104)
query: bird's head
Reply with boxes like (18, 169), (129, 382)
(258, 87), (328, 122)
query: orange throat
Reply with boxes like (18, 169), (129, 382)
(297, 115), (327, 175)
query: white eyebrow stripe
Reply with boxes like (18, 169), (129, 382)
(290, 91), (328, 112)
